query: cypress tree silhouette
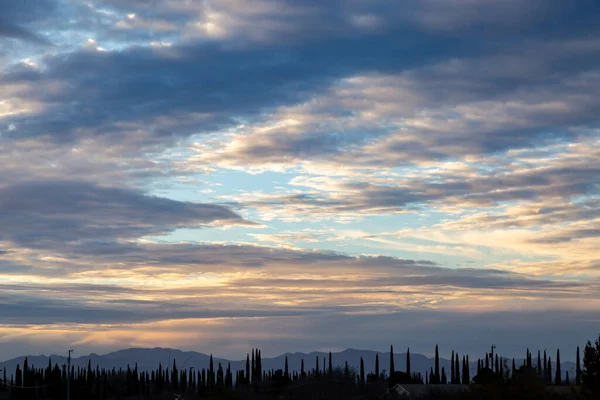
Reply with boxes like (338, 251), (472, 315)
(315, 356), (319, 376)
(209, 354), (214, 391)
(454, 352), (460, 384)
(246, 353), (250, 385)
(537, 350), (542, 378)
(284, 356), (289, 380)
(258, 349), (262, 382)
(547, 357), (552, 384)
(301, 359), (305, 377)
(441, 367), (447, 384)
(451, 350), (455, 384)
(495, 354), (499, 373)
(251, 349), (255, 383)
(328, 352), (333, 379)
(406, 347), (411, 376)
(360, 358), (365, 386)
(565, 371), (569, 385)
(172, 358), (178, 391)
(544, 349), (548, 383)
(344, 361), (349, 379)
(485, 353), (489, 369)
(16, 363), (22, 388)
(375, 354), (379, 380)
(390, 345), (395, 377)
(512, 358), (516, 376)
(435, 344), (440, 384)
(425, 371), (429, 384)
(555, 349), (562, 385)
(576, 346), (581, 386)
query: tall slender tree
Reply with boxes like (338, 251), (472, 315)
(246, 354), (250, 385)
(544, 350), (548, 382)
(360, 358), (365, 386)
(455, 352), (460, 384)
(451, 350), (455, 384)
(435, 345), (440, 384)
(547, 357), (553, 384)
(555, 349), (562, 385)
(344, 361), (349, 380)
(390, 345), (395, 377)
(576, 346), (581, 386)
(328, 352), (333, 379)
(284, 356), (289, 380)
(315, 356), (319, 376)
(495, 354), (499, 374)
(537, 350), (542, 378)
(375, 354), (379, 379)
(406, 348), (411, 376)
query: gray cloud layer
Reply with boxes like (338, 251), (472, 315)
(0, 181), (247, 247)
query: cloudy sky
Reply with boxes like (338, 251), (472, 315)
(1, 0), (599, 362)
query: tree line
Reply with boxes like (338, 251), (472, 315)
(1, 334), (599, 399)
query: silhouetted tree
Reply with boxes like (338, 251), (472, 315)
(547, 357), (552, 384)
(328, 352), (332, 379)
(495, 353), (499, 373)
(555, 349), (562, 385)
(375, 354), (379, 380)
(543, 349), (548, 383)
(435, 344), (440, 384)
(389, 345), (395, 377)
(451, 350), (455, 384)
(344, 361), (349, 380)
(406, 347), (411, 376)
(537, 350), (542, 378)
(583, 335), (600, 395)
(441, 367), (447, 384)
(246, 353), (250, 385)
(284, 356), (289, 381)
(454, 352), (460, 384)
(576, 346), (582, 386)
(359, 357), (365, 386)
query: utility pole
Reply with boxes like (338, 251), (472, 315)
(67, 349), (74, 400)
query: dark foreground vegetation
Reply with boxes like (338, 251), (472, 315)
(1, 334), (599, 399)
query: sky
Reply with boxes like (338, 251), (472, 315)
(0, 0), (599, 362)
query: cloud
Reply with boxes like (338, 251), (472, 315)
(0, 0), (56, 44)
(0, 180), (250, 247)
(1, 0), (600, 358)
(0, 21), (52, 45)
(0, 239), (594, 330)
